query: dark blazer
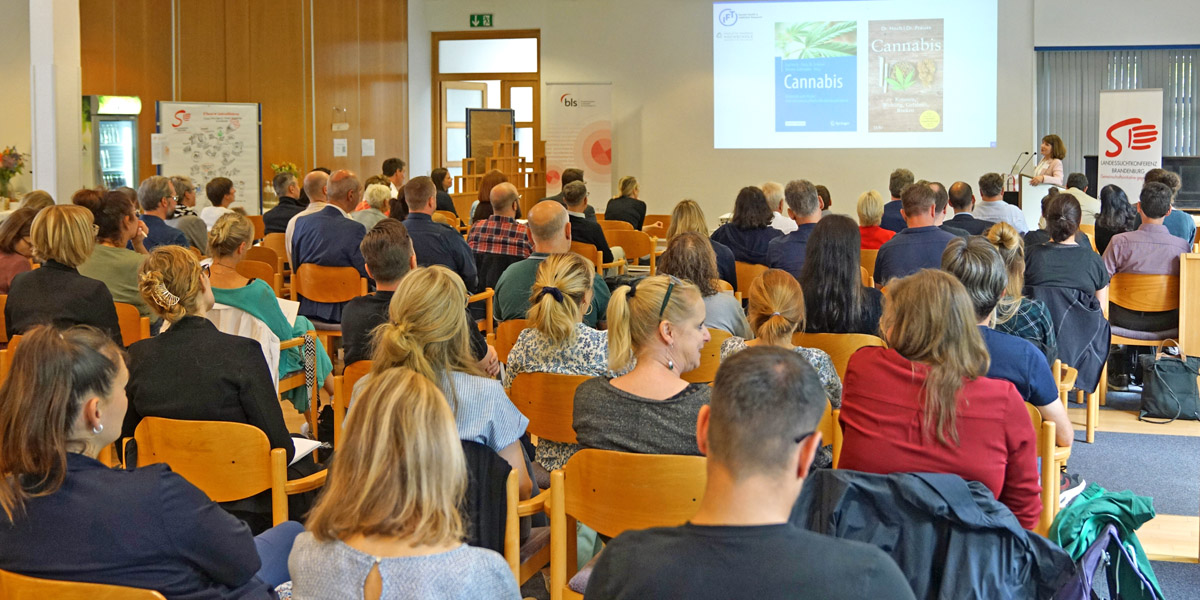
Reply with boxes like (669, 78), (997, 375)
(0, 453), (272, 600)
(940, 223), (971, 238)
(141, 214), (190, 251)
(946, 213), (997, 235)
(710, 224), (782, 265)
(712, 240), (738, 290)
(5, 259), (122, 345)
(341, 290), (488, 366)
(405, 212), (479, 292)
(880, 200), (906, 233)
(291, 205), (369, 323)
(604, 196), (647, 231)
(262, 196), (306, 235)
(569, 213), (614, 262)
(538, 195), (596, 222)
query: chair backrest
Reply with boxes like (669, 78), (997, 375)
(1025, 403), (1057, 535)
(113, 302), (150, 347)
(133, 417), (275, 502)
(495, 319), (528, 363)
(247, 215), (265, 241)
(1077, 224), (1098, 252)
(260, 233), (289, 269)
(606, 230), (655, 263)
(245, 245), (281, 274)
(467, 288), (495, 335)
(570, 241), (602, 272)
(508, 372), (589, 444)
(433, 211), (459, 228)
(860, 266), (873, 288)
(716, 279), (734, 293)
(734, 261), (768, 297)
(1180, 253), (1200, 355)
(0, 569), (167, 600)
(643, 223), (667, 239)
(235, 259), (281, 297)
(643, 214), (672, 232)
(860, 249), (878, 281)
(1108, 273), (1179, 313)
(599, 220), (633, 232)
(333, 360), (373, 449)
(291, 263), (367, 303)
(681, 328), (733, 384)
(791, 332), (887, 380)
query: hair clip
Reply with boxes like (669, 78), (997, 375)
(627, 278), (639, 298)
(150, 282), (180, 308)
(772, 312), (781, 317)
(538, 286), (565, 303)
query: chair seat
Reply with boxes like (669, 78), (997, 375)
(309, 319), (342, 332)
(1110, 326), (1178, 341)
(521, 526), (550, 564)
(568, 549), (603, 594)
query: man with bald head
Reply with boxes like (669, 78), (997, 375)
(284, 169), (331, 264)
(495, 201), (611, 328)
(403, 175), (479, 292)
(467, 181), (533, 291)
(291, 169), (369, 323)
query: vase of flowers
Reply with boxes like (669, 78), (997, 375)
(271, 161), (300, 178)
(0, 147), (28, 200)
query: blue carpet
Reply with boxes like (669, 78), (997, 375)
(1151, 561), (1200, 599)
(1066, 431), (1200, 516)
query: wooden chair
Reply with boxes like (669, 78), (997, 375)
(605, 230), (656, 275)
(1053, 359), (1096, 442)
(598, 220), (633, 232)
(0, 568), (167, 599)
(505, 469), (552, 586)
(681, 328), (733, 384)
(817, 401), (841, 468)
(830, 408), (844, 468)
(433, 211), (460, 229)
(1100, 273), (1181, 407)
(860, 266), (873, 288)
(260, 233), (291, 274)
(330, 360), (371, 449)
(277, 330), (321, 434)
(114, 302), (150, 347)
(508, 372), (589, 445)
(1026, 404), (1068, 536)
(247, 215), (265, 241)
(860, 249), (879, 282)
(236, 259), (283, 297)
(0, 294), (7, 344)
(792, 332), (887, 380)
(715, 279), (738, 302)
(1180, 253), (1200, 360)
(468, 288), (495, 336)
(245, 245), (284, 278)
(643, 222), (667, 240)
(290, 263), (368, 358)
(494, 319), (528, 364)
(131, 417), (326, 526)
(570, 241), (625, 276)
(734, 261), (768, 299)
(549, 450), (706, 600)
(0, 335), (22, 387)
(1078, 224), (1098, 253)
(643, 213), (672, 233)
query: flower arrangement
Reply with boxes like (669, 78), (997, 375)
(0, 147), (28, 197)
(271, 161), (300, 178)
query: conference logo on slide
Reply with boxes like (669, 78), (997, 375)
(774, 21), (857, 132)
(719, 8), (737, 26)
(867, 19), (944, 133)
(1104, 118), (1158, 157)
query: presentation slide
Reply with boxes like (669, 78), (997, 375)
(713, 0), (997, 149)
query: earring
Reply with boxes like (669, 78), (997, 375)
(92, 424), (104, 435)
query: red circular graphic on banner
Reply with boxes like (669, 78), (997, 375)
(590, 139), (612, 166)
(546, 170), (561, 185)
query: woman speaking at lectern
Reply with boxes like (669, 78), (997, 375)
(1029, 134), (1065, 186)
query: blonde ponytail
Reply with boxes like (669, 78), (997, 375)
(747, 269), (805, 346)
(527, 253), (593, 346)
(605, 275), (701, 372)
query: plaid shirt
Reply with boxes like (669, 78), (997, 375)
(994, 297), (1057, 360)
(467, 215), (533, 258)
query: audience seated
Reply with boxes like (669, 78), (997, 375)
(341, 219), (495, 372)
(986, 223), (1058, 361)
(1024, 194), (1110, 306)
(430, 167), (459, 216)
(564, 181), (621, 265)
(284, 169), (331, 265)
(289, 367), (520, 599)
(766, 179), (822, 280)
(165, 175), (209, 250)
(1140, 168), (1195, 245)
(880, 168), (914, 233)
(77, 190), (158, 330)
(537, 167), (595, 222)
(710, 186), (782, 264)
(1058, 172), (1102, 223)
(0, 325), (299, 597)
(404, 176), (479, 293)
(291, 169), (369, 323)
(942, 237), (1073, 448)
(763, 180), (797, 234)
(503, 253), (611, 471)
(873, 182), (958, 286)
(1024, 191), (1094, 250)
(0, 207), (36, 293)
(659, 232), (750, 337)
(799, 215), (884, 335)
(817, 184), (833, 219)
(667, 199), (736, 288)
(585, 347), (914, 600)
(856, 189), (896, 249)
(972, 173), (1029, 234)
(604, 175), (648, 230)
(382, 157), (406, 199)
(467, 181), (533, 292)
(927, 180), (969, 239)
(471, 170), (507, 224)
(1094, 184), (1137, 255)
(1103, 182), (1190, 334)
(351, 183), (390, 231)
(838, 269), (1041, 529)
(5, 205), (121, 344)
(136, 176), (190, 251)
(17, 189), (54, 212)
(207, 213), (335, 410)
(365, 265), (531, 497)
(263, 172), (306, 235)
(719, 269), (842, 407)
(495, 201), (610, 328)
(945, 181), (997, 235)
(200, 177), (238, 230)
(125, 246), (322, 530)
(574, 275), (710, 455)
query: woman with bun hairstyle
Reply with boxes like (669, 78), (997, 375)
(0, 207), (36, 293)
(719, 269), (842, 407)
(124, 246), (320, 531)
(78, 190), (158, 330)
(1023, 194), (1110, 307)
(366, 265), (532, 498)
(572, 274), (712, 455)
(0, 325), (301, 597)
(206, 213), (334, 410)
(985, 222), (1057, 361)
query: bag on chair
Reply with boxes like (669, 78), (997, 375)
(1138, 340), (1200, 423)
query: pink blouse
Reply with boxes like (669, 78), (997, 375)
(0, 252), (31, 294)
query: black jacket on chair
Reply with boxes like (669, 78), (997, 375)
(4, 259), (122, 345)
(461, 440), (511, 554)
(1026, 285), (1111, 394)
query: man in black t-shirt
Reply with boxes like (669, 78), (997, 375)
(584, 347), (915, 600)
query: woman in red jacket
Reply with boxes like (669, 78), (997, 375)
(838, 269), (1042, 529)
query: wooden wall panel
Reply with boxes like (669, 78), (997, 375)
(358, 0), (409, 179)
(79, 0), (115, 93)
(244, 0), (310, 177)
(312, 0), (362, 175)
(176, 0), (228, 102)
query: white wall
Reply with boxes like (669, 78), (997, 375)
(410, 0), (1037, 226)
(0, 0), (32, 198)
(1034, 0), (1200, 48)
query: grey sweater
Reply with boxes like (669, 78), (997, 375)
(572, 377), (710, 455)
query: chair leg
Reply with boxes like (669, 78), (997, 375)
(1084, 389), (1097, 444)
(1099, 361), (1108, 406)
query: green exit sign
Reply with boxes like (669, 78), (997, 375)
(470, 13), (493, 28)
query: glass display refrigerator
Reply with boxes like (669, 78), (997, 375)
(82, 95), (141, 189)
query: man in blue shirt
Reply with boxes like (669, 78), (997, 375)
(880, 168), (914, 233)
(403, 176), (479, 293)
(136, 176), (190, 251)
(1138, 168), (1196, 245)
(942, 236), (1072, 448)
(291, 169), (368, 323)
(873, 182), (958, 287)
(766, 179), (822, 281)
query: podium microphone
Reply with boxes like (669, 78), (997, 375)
(1008, 151), (1030, 177)
(1017, 151), (1036, 176)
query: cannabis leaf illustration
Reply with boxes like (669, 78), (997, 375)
(775, 21), (857, 60)
(886, 62), (917, 91)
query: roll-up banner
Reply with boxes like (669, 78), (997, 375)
(1097, 89), (1163, 203)
(544, 83), (612, 202)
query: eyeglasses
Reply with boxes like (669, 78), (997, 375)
(92, 224), (100, 237)
(200, 264), (211, 278)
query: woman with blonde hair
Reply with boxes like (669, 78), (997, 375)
(352, 183), (391, 231)
(124, 245), (320, 531)
(5, 204), (121, 344)
(838, 269), (1041, 529)
(206, 213), (334, 410)
(666, 199), (736, 288)
(719, 269), (841, 406)
(985, 222), (1057, 360)
(658, 232), (749, 337)
(573, 275), (711, 455)
(604, 175), (647, 231)
(857, 189), (895, 249)
(290, 367), (519, 598)
(18, 189), (54, 212)
(368, 265), (531, 497)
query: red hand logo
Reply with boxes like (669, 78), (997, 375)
(1105, 118), (1158, 157)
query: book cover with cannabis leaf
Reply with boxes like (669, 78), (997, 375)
(773, 21), (857, 133)
(868, 19), (944, 132)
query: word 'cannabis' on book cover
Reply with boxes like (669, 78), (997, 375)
(868, 19), (944, 133)
(774, 21), (857, 133)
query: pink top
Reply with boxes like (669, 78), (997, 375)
(1033, 157), (1063, 186)
(0, 252), (31, 294)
